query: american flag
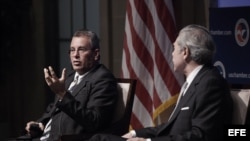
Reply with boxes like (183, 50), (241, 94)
(121, 0), (184, 129)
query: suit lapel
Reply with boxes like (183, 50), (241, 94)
(65, 71), (75, 89)
(65, 64), (101, 96)
(167, 66), (208, 123)
(179, 66), (209, 107)
(157, 66), (212, 135)
(71, 80), (87, 96)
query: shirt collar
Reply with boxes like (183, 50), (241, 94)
(184, 65), (203, 94)
(74, 71), (89, 83)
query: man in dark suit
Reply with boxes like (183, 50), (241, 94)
(88, 24), (233, 141)
(24, 29), (118, 141)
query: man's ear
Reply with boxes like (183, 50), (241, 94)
(183, 47), (190, 60)
(94, 49), (100, 60)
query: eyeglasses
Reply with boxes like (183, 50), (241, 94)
(69, 47), (92, 54)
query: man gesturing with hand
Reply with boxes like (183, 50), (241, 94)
(44, 66), (67, 100)
(24, 29), (118, 141)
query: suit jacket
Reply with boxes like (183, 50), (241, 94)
(135, 65), (233, 141)
(37, 64), (118, 141)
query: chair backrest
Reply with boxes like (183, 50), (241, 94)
(230, 89), (250, 124)
(109, 78), (136, 135)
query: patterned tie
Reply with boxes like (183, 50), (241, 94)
(168, 82), (188, 121)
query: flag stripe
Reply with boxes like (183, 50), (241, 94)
(137, 0), (181, 98)
(154, 0), (176, 42)
(133, 0), (163, 109)
(123, 11), (155, 128)
(134, 0), (179, 110)
(122, 0), (184, 129)
(123, 30), (154, 128)
(126, 1), (154, 116)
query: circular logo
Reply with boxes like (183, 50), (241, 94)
(214, 61), (226, 78)
(235, 18), (249, 47)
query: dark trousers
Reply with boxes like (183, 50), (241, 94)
(87, 134), (126, 141)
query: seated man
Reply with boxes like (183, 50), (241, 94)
(23, 29), (118, 141)
(87, 24), (233, 141)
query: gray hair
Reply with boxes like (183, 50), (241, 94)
(176, 24), (216, 65)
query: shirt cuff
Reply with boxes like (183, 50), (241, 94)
(130, 130), (151, 141)
(129, 130), (136, 138)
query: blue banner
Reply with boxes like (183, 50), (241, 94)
(210, 7), (250, 85)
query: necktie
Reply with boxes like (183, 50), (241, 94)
(168, 82), (188, 121)
(40, 75), (79, 141)
(40, 119), (52, 141)
(68, 75), (79, 92)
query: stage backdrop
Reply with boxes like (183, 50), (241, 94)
(210, 7), (250, 85)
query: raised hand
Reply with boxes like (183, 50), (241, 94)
(44, 66), (66, 98)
